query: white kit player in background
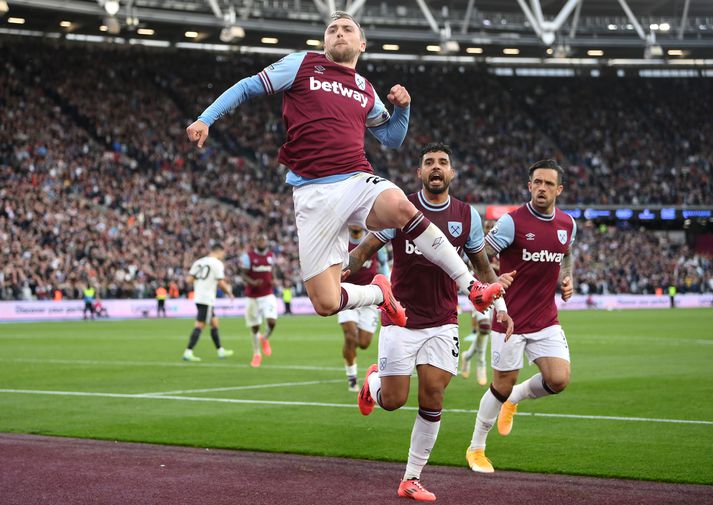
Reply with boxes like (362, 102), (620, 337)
(182, 244), (235, 362)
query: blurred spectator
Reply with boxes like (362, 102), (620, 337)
(0, 39), (711, 300)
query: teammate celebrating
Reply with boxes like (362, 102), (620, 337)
(241, 234), (278, 368)
(348, 144), (514, 501)
(461, 219), (498, 385)
(182, 244), (235, 362)
(186, 11), (501, 327)
(339, 225), (390, 392)
(466, 159), (576, 474)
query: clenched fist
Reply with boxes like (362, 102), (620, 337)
(387, 84), (411, 108)
(186, 120), (210, 148)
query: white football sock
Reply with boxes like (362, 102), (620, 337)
(251, 330), (261, 355)
(475, 332), (489, 366)
(345, 364), (357, 378)
(341, 283), (384, 309)
(508, 373), (552, 405)
(367, 371), (382, 407)
(404, 412), (441, 481)
(463, 333), (478, 361)
(410, 223), (477, 293)
(470, 388), (503, 450)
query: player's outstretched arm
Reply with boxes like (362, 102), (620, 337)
(186, 75), (266, 148)
(188, 52), (305, 146)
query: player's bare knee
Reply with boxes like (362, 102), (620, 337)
(545, 373), (570, 393)
(492, 373), (517, 398)
(357, 332), (372, 349)
(312, 299), (340, 316)
(343, 330), (358, 347)
(379, 390), (408, 411)
(418, 390), (444, 412)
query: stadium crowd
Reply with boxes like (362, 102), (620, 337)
(1, 39), (711, 301)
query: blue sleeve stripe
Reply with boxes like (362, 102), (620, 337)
(258, 70), (274, 95)
(374, 232), (390, 243)
(485, 234), (502, 253)
(465, 242), (485, 254)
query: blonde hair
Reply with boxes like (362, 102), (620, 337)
(329, 11), (366, 41)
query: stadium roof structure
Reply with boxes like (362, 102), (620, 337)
(3, 0), (713, 64)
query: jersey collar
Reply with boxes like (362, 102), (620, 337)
(418, 190), (451, 212)
(526, 202), (555, 221)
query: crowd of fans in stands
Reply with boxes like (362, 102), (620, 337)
(1, 39), (711, 302)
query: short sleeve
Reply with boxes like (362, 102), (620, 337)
(258, 52), (307, 95)
(214, 260), (225, 280)
(374, 228), (396, 243)
(485, 214), (516, 253)
(465, 207), (485, 253)
(240, 253), (251, 270)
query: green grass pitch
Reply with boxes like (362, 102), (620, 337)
(1, 309), (712, 485)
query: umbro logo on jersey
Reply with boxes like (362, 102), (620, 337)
(525, 232), (536, 241)
(309, 76), (368, 108)
(314, 65), (325, 74)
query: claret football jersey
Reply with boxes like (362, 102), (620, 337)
(486, 202), (576, 334)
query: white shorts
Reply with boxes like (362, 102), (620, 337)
(473, 306), (493, 324)
(378, 324), (460, 377)
(337, 306), (380, 333)
(245, 294), (278, 327)
(293, 173), (400, 281)
(490, 324), (570, 372)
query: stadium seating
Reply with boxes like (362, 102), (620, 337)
(1, 39), (711, 300)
